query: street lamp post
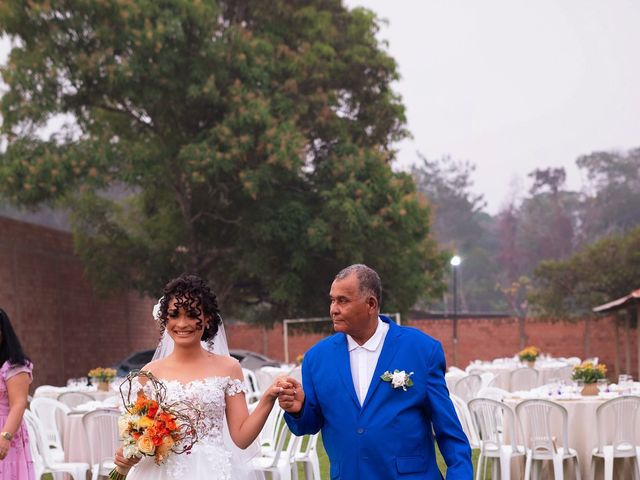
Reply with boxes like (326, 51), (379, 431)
(450, 255), (461, 367)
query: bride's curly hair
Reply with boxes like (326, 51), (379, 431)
(157, 274), (222, 344)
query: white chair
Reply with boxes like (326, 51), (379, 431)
(251, 409), (300, 480)
(589, 396), (640, 480)
(453, 374), (482, 403)
(551, 365), (574, 384)
(29, 397), (70, 462)
(566, 357), (581, 367)
(450, 393), (480, 449)
(516, 399), (581, 479)
(23, 409), (89, 480)
(292, 433), (321, 480)
(57, 391), (95, 409)
(510, 368), (540, 391)
(289, 366), (302, 383)
(243, 368), (261, 404)
(259, 404), (286, 454)
(476, 386), (510, 402)
(468, 398), (525, 480)
(82, 409), (121, 480)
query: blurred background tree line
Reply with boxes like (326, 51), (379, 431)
(0, 0), (638, 325)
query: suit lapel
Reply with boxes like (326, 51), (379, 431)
(333, 334), (361, 409)
(361, 318), (403, 410)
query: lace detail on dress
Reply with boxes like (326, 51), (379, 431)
(127, 376), (243, 480)
(226, 378), (247, 396)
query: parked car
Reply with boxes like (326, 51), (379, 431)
(113, 348), (280, 377)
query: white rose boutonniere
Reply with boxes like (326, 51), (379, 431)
(381, 369), (414, 391)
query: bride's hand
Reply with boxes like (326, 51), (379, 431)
(114, 446), (142, 468)
(276, 376), (304, 413)
(264, 377), (292, 401)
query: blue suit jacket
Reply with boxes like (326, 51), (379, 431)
(284, 316), (473, 479)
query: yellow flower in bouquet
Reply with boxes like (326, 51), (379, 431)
(572, 361), (607, 384)
(518, 346), (540, 362)
(88, 367), (117, 382)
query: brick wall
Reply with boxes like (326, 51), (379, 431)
(0, 217), (158, 389)
(2, 216), (638, 390)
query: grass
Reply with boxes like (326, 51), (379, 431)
(307, 434), (488, 478)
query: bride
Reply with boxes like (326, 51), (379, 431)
(114, 274), (285, 480)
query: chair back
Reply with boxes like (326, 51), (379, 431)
(82, 409), (121, 474)
(516, 399), (570, 456)
(468, 398), (519, 453)
(550, 365), (574, 384)
(29, 397), (70, 451)
(510, 368), (539, 391)
(295, 432), (319, 459)
(242, 368), (261, 404)
(595, 395), (640, 455)
(23, 410), (46, 478)
(476, 386), (510, 402)
(452, 374), (482, 403)
(259, 404), (285, 452)
(450, 393), (480, 448)
(57, 391), (96, 409)
(262, 409), (295, 468)
(565, 357), (581, 367)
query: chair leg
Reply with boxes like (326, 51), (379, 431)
(552, 455), (564, 480)
(475, 452), (483, 480)
(499, 453), (511, 480)
(574, 456), (582, 480)
(588, 456), (596, 480)
(604, 454), (614, 480)
(523, 453), (531, 480)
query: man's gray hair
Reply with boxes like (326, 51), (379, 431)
(334, 264), (382, 306)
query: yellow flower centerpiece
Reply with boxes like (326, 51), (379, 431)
(572, 361), (606, 395)
(518, 346), (540, 365)
(88, 367), (117, 391)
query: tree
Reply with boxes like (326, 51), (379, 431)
(412, 155), (501, 312)
(529, 226), (640, 317)
(576, 148), (640, 241)
(0, 0), (445, 321)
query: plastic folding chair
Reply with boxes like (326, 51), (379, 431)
(82, 409), (121, 480)
(251, 410), (301, 480)
(450, 393), (480, 449)
(453, 374), (482, 403)
(292, 433), (321, 480)
(476, 386), (510, 402)
(510, 368), (540, 391)
(57, 391), (96, 409)
(589, 396), (640, 480)
(23, 409), (89, 480)
(29, 397), (70, 462)
(243, 368), (261, 404)
(469, 398), (525, 480)
(516, 399), (581, 480)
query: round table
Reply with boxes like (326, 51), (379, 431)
(504, 394), (640, 479)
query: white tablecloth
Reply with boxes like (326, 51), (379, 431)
(466, 358), (572, 391)
(34, 384), (118, 402)
(504, 394), (640, 479)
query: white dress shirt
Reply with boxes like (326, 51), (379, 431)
(347, 316), (389, 405)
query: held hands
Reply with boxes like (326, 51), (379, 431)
(276, 376), (304, 414)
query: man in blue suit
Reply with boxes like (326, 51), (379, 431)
(278, 264), (472, 479)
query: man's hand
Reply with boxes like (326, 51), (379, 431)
(114, 447), (141, 469)
(276, 376), (304, 414)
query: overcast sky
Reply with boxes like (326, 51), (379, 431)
(344, 0), (640, 212)
(2, 2), (640, 213)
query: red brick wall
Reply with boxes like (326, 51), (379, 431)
(228, 316), (638, 380)
(2, 216), (637, 390)
(0, 217), (158, 389)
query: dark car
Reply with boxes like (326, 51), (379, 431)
(113, 349), (155, 377)
(113, 348), (280, 377)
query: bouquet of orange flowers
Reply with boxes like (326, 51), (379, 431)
(109, 371), (201, 479)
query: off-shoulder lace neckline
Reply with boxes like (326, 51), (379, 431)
(158, 375), (237, 388)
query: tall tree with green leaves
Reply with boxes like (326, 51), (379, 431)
(0, 0), (445, 321)
(529, 226), (640, 317)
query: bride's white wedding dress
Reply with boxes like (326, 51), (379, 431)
(127, 376), (260, 480)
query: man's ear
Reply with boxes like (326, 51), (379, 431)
(367, 295), (379, 311)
